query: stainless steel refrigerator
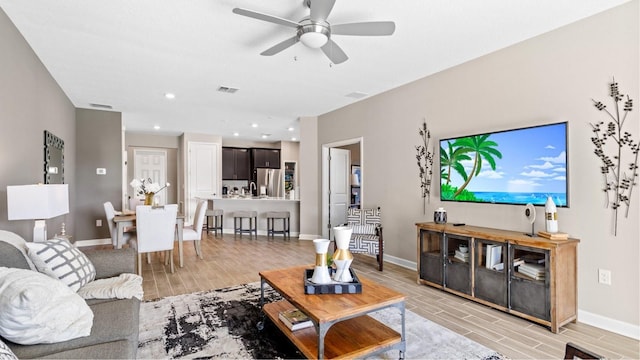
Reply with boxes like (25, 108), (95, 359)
(256, 168), (284, 198)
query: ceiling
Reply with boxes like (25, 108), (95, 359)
(0, 0), (629, 141)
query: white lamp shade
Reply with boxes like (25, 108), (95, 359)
(7, 184), (69, 220)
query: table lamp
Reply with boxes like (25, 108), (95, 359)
(7, 184), (69, 242)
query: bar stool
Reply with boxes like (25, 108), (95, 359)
(205, 208), (223, 236)
(266, 211), (290, 239)
(233, 210), (257, 238)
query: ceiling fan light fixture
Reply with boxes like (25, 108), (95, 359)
(298, 21), (330, 48)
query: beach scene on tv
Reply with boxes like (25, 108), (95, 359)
(440, 122), (567, 207)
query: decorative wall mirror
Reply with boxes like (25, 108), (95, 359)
(44, 130), (64, 184)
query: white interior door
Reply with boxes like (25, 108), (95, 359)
(329, 148), (350, 237)
(134, 148), (167, 205)
(187, 142), (218, 224)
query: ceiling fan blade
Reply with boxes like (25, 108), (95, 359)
(260, 36), (300, 56)
(232, 8), (299, 29)
(310, 0), (336, 22)
(321, 39), (348, 64)
(331, 21), (396, 36)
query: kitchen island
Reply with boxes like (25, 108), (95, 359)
(197, 196), (300, 237)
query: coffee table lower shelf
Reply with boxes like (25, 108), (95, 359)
(263, 300), (402, 359)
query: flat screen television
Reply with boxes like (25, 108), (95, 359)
(440, 122), (568, 207)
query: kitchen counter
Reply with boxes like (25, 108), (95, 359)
(215, 195), (299, 201)
(197, 196), (300, 236)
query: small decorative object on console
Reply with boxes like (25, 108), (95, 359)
(524, 203), (536, 237)
(434, 207), (447, 224)
(544, 196), (558, 233)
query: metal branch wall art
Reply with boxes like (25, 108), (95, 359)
(416, 119), (434, 214)
(590, 78), (638, 235)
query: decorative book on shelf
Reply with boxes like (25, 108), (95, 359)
(537, 231), (569, 240)
(278, 308), (313, 331)
(485, 245), (502, 269)
(518, 263), (545, 280)
(453, 249), (469, 262)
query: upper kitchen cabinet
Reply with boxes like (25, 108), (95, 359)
(251, 148), (280, 168)
(222, 147), (251, 180)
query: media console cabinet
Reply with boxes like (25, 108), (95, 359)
(416, 222), (579, 333)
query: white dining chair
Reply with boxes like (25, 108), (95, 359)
(131, 204), (178, 275)
(103, 201), (136, 249)
(180, 200), (206, 260)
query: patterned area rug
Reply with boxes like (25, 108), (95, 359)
(138, 282), (505, 359)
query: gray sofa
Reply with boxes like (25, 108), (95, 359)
(0, 238), (140, 359)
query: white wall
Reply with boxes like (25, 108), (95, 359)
(299, 116), (320, 239)
(312, 1), (639, 336)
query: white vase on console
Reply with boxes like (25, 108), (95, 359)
(332, 226), (354, 282)
(311, 239), (332, 284)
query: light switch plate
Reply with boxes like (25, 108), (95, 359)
(96, 168), (106, 175)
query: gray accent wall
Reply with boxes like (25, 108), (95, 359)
(0, 8), (76, 240)
(75, 108), (123, 240)
(311, 2), (639, 333)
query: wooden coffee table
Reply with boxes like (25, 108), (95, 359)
(259, 265), (406, 359)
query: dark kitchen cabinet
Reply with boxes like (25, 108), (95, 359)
(251, 148), (280, 168)
(222, 147), (250, 180)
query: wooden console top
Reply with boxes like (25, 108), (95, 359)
(416, 222), (579, 249)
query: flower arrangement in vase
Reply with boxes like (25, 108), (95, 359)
(130, 178), (170, 205)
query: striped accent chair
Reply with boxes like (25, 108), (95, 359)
(347, 207), (384, 271)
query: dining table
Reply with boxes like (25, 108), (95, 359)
(112, 211), (186, 267)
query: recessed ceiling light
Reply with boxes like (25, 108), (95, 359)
(233, 132), (239, 137)
(164, 93), (175, 99)
(291, 137), (297, 141)
(251, 123), (258, 128)
(261, 133), (271, 139)
(153, 125), (160, 130)
(287, 127), (295, 132)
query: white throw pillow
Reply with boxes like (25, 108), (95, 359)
(0, 267), (94, 345)
(26, 239), (96, 292)
(0, 337), (18, 360)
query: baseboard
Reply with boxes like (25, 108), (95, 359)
(578, 309), (640, 340)
(384, 254), (417, 271)
(75, 238), (111, 247)
(298, 234), (321, 241)
(220, 229), (299, 237)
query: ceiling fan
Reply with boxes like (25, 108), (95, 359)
(232, 0), (395, 64)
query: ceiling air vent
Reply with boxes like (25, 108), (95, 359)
(89, 103), (113, 109)
(217, 86), (239, 94)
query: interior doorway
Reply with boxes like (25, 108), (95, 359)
(133, 148), (168, 206)
(321, 137), (363, 239)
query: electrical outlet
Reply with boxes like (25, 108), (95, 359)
(96, 219), (102, 227)
(598, 269), (611, 285)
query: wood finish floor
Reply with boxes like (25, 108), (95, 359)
(137, 233), (639, 360)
